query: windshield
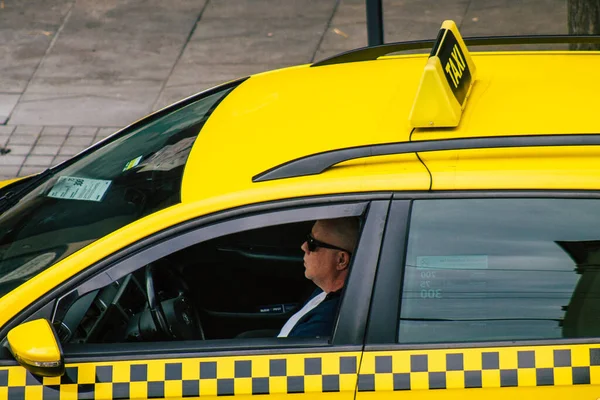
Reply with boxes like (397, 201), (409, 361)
(0, 82), (239, 297)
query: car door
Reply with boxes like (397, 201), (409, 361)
(0, 196), (390, 400)
(358, 195), (600, 400)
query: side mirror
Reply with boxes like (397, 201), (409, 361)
(7, 319), (64, 377)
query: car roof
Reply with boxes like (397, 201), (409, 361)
(415, 52), (600, 140)
(181, 56), (426, 205)
(181, 50), (600, 204)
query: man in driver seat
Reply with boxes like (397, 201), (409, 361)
(278, 217), (359, 338)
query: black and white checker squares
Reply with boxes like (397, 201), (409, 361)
(357, 345), (597, 391)
(0, 353), (359, 399)
(1, 345), (599, 398)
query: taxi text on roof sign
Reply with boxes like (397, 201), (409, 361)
(409, 20), (477, 128)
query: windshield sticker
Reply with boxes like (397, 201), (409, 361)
(0, 252), (57, 284)
(47, 176), (111, 202)
(123, 156), (143, 172)
(416, 255), (488, 270)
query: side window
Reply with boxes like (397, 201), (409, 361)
(56, 215), (363, 344)
(399, 198), (600, 344)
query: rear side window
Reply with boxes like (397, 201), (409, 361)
(399, 198), (600, 344)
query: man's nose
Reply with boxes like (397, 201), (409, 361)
(301, 241), (308, 253)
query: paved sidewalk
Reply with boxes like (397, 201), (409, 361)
(0, 0), (567, 180)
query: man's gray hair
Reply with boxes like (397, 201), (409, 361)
(321, 217), (360, 253)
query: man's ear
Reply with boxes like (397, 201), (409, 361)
(337, 251), (350, 270)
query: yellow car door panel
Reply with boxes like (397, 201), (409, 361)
(0, 197), (391, 399)
(361, 196), (600, 399)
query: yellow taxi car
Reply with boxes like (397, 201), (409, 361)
(1, 20), (600, 399)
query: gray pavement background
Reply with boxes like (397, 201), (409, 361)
(0, 0), (567, 180)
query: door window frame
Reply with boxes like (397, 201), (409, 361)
(1, 193), (392, 363)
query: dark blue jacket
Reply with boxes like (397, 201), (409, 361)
(288, 289), (342, 338)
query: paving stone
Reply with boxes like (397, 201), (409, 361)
(41, 126), (71, 136)
(0, 0), (72, 92)
(0, 166), (21, 179)
(203, 0), (337, 20)
(38, 135), (67, 145)
(18, 166), (45, 177)
(24, 155), (54, 167)
(5, 145), (33, 156)
(32, 145), (61, 156)
(59, 145), (87, 156)
(23, 79), (164, 103)
(460, 0), (567, 36)
(0, 94), (20, 124)
(24, 78), (162, 99)
(70, 126), (98, 136)
(7, 134), (39, 146)
(96, 127), (119, 139)
(64, 135), (94, 146)
(33, 0), (204, 82)
(15, 0), (204, 127)
(0, 155), (25, 166)
(383, 4), (470, 43)
(314, 23), (368, 60)
(183, 2), (338, 68)
(10, 93), (155, 127)
(327, 0), (366, 25)
(14, 125), (43, 135)
(187, 19), (328, 66)
(190, 15), (333, 43)
(382, 0), (469, 23)
(0, 125), (16, 135)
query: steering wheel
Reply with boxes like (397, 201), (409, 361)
(144, 263), (205, 340)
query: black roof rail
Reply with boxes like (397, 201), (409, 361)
(312, 35), (600, 67)
(252, 134), (600, 182)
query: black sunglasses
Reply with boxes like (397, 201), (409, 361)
(306, 233), (351, 254)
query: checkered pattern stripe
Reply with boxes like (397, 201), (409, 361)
(0, 352), (359, 399)
(358, 345), (600, 391)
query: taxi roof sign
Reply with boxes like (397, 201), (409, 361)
(409, 20), (477, 128)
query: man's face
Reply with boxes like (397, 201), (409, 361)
(301, 221), (343, 287)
